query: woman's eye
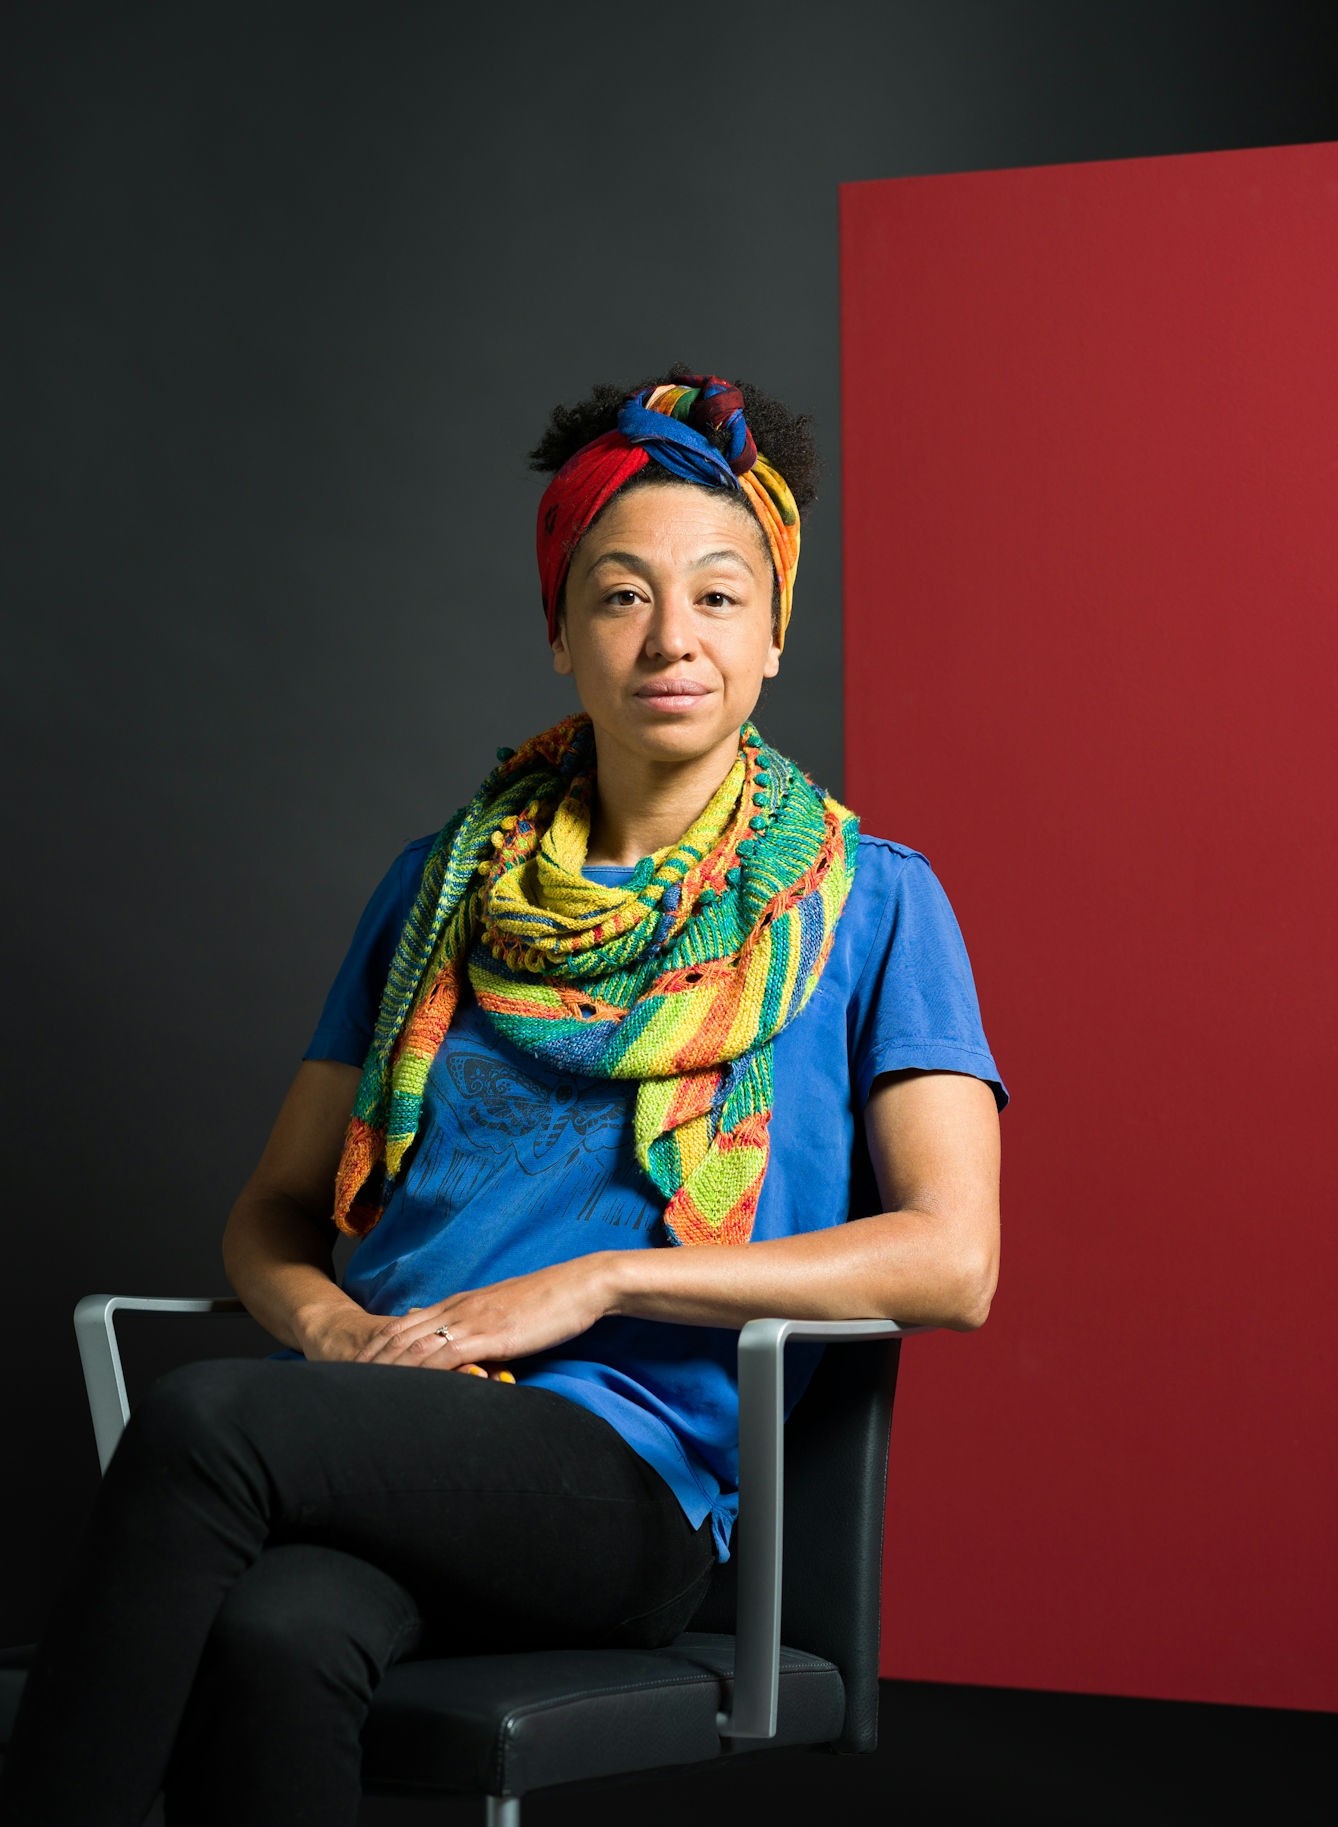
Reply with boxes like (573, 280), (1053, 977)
(700, 592), (734, 609)
(606, 590), (641, 607)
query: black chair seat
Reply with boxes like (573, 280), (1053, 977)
(1, 1635), (844, 1799)
(360, 1631), (845, 1798)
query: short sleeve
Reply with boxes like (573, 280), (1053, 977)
(848, 841), (1007, 1111)
(303, 836), (434, 1067)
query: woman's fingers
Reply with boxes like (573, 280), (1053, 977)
(379, 1302), (505, 1368)
(354, 1304), (512, 1374)
(362, 1331), (515, 1379)
(352, 1300), (454, 1363)
(364, 1326), (454, 1367)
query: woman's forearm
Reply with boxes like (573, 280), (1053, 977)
(604, 1204), (997, 1333)
(221, 1061), (375, 1357)
(356, 1199), (998, 1375)
(223, 1195), (365, 1354)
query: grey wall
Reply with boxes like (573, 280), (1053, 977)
(2, 0), (1333, 1642)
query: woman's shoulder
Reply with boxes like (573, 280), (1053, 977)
(840, 830), (1005, 1107)
(837, 830), (970, 989)
(854, 831), (929, 864)
(851, 830), (936, 893)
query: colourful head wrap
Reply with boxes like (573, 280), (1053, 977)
(535, 374), (802, 650)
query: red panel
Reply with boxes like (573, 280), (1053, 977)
(842, 144), (1338, 1711)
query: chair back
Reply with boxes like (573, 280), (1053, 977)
(688, 1337), (901, 1753)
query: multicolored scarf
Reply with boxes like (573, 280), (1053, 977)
(535, 374), (802, 648)
(334, 716), (859, 1245)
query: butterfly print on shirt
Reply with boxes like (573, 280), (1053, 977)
(438, 1046), (627, 1174)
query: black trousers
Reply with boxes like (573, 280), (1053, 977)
(0, 1359), (714, 1827)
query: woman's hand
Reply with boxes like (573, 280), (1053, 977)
(293, 1296), (504, 1377)
(351, 1253), (618, 1372)
(294, 1296), (401, 1364)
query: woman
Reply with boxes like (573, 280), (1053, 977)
(1, 371), (1003, 1826)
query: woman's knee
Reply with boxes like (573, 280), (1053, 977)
(204, 1545), (421, 1692)
(114, 1358), (269, 1471)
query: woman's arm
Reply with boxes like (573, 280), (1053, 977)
(223, 1060), (389, 1360)
(616, 1067), (1000, 1328)
(355, 1068), (1000, 1370)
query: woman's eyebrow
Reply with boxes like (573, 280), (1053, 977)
(586, 547), (755, 573)
(691, 549), (753, 569)
(587, 550), (650, 571)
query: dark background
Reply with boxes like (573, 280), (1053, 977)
(2, 0), (1334, 1743)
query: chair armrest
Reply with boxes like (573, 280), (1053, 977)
(716, 1316), (928, 1741)
(73, 1295), (246, 1473)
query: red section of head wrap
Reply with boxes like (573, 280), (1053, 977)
(536, 432), (648, 644)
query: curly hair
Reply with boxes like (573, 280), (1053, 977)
(528, 367), (820, 513)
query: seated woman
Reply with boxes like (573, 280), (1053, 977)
(0, 371), (1003, 1827)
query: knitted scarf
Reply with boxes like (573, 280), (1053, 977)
(334, 714), (858, 1246)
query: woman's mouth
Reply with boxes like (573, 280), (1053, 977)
(634, 680), (712, 714)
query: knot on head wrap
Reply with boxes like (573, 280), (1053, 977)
(620, 377), (757, 477)
(536, 373), (801, 649)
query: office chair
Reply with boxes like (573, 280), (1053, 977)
(0, 1295), (917, 1824)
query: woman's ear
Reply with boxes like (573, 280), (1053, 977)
(762, 638), (781, 680)
(551, 625), (574, 677)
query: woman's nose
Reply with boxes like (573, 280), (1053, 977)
(645, 595), (697, 659)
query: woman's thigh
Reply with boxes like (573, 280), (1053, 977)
(139, 1357), (713, 1649)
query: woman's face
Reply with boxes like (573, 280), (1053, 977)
(552, 483), (781, 765)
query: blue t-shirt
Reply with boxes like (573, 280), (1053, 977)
(306, 833), (1004, 1557)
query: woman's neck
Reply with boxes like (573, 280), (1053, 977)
(585, 725), (743, 866)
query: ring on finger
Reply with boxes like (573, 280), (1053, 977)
(434, 1325), (454, 1342)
